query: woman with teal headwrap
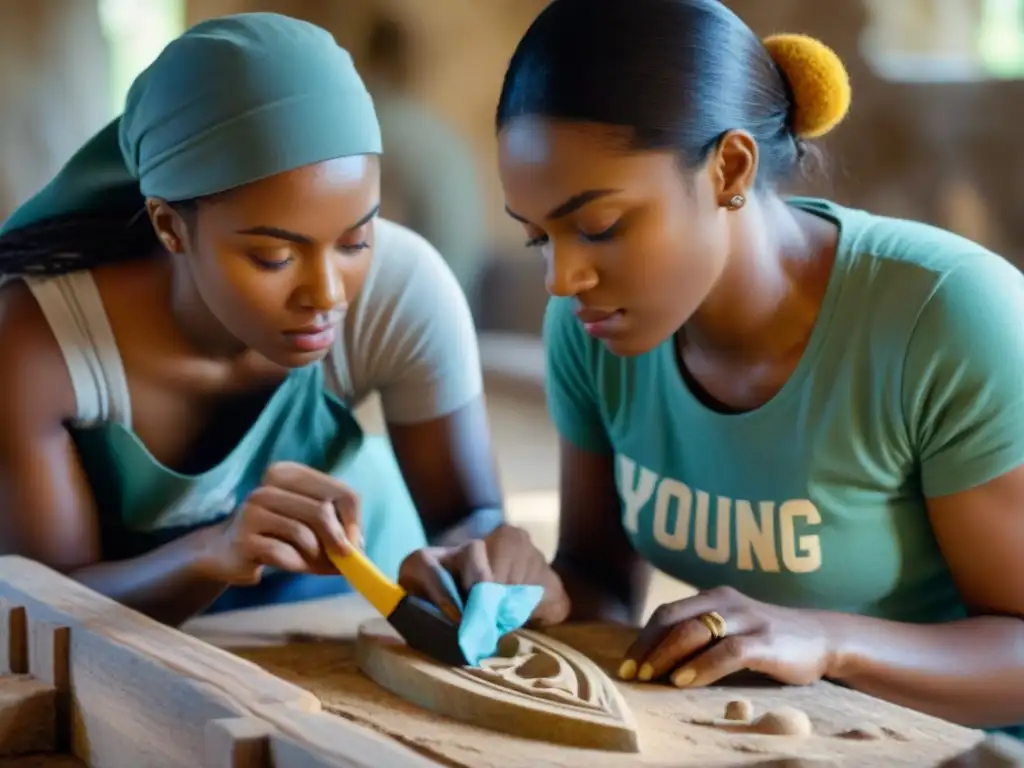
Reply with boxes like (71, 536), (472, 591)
(0, 13), (568, 628)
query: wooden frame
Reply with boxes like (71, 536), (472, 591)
(0, 555), (441, 767)
(0, 555), (996, 767)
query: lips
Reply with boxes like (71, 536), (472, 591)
(282, 316), (343, 353)
(574, 307), (621, 324)
(287, 325), (332, 335)
(284, 311), (343, 336)
(282, 327), (336, 353)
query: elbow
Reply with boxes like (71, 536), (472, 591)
(0, 537), (99, 578)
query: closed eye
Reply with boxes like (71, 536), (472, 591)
(523, 220), (622, 249)
(583, 220), (621, 242)
(338, 223), (372, 254)
(248, 252), (294, 270)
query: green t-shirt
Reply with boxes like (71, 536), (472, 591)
(544, 197), (1024, 625)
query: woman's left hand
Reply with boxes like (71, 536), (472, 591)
(619, 586), (837, 688)
(398, 523), (571, 628)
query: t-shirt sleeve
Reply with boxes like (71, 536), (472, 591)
(903, 258), (1024, 497)
(542, 297), (612, 453)
(340, 221), (483, 425)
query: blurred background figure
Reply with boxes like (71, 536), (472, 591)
(362, 13), (489, 306)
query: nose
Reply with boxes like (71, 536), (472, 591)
(545, 243), (598, 298)
(297, 251), (345, 311)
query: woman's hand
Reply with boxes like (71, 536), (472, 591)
(619, 586), (837, 688)
(196, 461), (362, 585)
(398, 523), (571, 627)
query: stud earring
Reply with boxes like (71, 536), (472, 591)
(726, 194), (746, 210)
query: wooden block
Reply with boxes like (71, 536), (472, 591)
(27, 621), (70, 752)
(0, 558), (434, 766)
(204, 717), (272, 768)
(62, 626), (255, 766)
(0, 556), (324, 767)
(28, 622), (70, 690)
(0, 674), (57, 756)
(264, 706), (442, 768)
(270, 737), (352, 768)
(0, 601), (28, 675)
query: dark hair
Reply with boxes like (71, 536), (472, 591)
(0, 198), (199, 278)
(496, 0), (810, 187)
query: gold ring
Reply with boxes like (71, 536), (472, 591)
(698, 611), (727, 640)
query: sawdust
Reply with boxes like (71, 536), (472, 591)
(725, 699), (755, 721)
(749, 709), (813, 737)
(836, 726), (884, 741)
(692, 706), (813, 738)
(938, 733), (1024, 768)
(229, 622), (983, 767)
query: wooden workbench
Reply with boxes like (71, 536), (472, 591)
(0, 555), (994, 766)
(184, 578), (990, 767)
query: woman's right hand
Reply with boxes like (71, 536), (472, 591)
(195, 461), (362, 586)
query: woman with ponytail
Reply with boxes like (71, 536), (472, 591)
(497, 0), (1024, 735)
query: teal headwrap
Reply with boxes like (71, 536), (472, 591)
(1, 12), (382, 236)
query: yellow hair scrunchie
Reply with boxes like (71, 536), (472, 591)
(762, 34), (851, 140)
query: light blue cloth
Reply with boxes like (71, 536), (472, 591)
(435, 569), (544, 667)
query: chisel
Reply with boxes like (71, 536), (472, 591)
(328, 546), (468, 666)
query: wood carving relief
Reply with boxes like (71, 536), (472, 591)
(461, 631), (629, 720)
(354, 618), (640, 752)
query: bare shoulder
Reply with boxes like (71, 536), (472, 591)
(0, 279), (77, 426)
(0, 278), (101, 570)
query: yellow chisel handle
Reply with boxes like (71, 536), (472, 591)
(327, 546), (407, 617)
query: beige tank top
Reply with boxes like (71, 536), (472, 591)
(23, 271), (133, 427)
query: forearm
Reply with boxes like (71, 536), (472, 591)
(552, 555), (643, 626)
(822, 611), (1024, 728)
(429, 506), (505, 548)
(69, 528), (227, 626)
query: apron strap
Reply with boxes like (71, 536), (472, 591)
(23, 270), (132, 428)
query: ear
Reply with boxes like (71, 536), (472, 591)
(705, 130), (759, 208)
(145, 198), (192, 254)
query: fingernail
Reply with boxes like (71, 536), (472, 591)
(671, 666), (696, 688)
(637, 663), (654, 682)
(617, 659), (637, 681)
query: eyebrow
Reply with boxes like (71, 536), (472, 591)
(505, 189), (621, 224)
(236, 203), (381, 245)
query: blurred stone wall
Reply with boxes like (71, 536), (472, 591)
(10, 0), (1004, 337)
(0, 0), (109, 221)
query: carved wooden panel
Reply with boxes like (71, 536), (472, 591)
(354, 618), (640, 752)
